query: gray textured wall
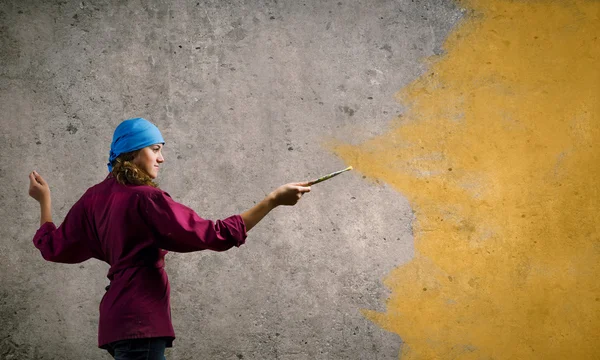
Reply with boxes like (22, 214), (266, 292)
(0, 0), (461, 359)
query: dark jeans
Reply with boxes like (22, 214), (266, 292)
(106, 337), (168, 360)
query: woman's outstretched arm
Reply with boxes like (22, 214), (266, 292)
(241, 182), (311, 232)
(140, 181), (311, 253)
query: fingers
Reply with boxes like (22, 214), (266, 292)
(29, 172), (40, 185)
(31, 171), (46, 185)
(288, 182), (311, 191)
(298, 186), (311, 193)
(291, 181), (311, 187)
(289, 183), (310, 194)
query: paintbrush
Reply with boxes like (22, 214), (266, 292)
(307, 166), (353, 185)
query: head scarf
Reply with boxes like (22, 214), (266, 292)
(107, 118), (165, 172)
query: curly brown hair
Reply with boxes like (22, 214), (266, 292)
(110, 150), (159, 188)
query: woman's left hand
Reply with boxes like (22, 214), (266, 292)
(28, 171), (51, 203)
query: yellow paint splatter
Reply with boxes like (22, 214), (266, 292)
(329, 0), (599, 358)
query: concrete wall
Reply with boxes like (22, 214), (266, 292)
(4, 0), (598, 359)
(1, 0), (461, 359)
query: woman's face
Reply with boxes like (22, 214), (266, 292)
(133, 144), (164, 179)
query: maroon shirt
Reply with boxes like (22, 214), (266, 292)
(32, 174), (247, 348)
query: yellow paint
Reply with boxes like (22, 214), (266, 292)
(328, 0), (599, 358)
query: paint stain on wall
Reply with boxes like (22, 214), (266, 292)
(328, 0), (599, 358)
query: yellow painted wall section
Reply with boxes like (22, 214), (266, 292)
(328, 0), (599, 358)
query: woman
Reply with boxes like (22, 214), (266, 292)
(28, 117), (311, 360)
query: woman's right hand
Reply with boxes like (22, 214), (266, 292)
(241, 182), (312, 232)
(269, 182), (311, 206)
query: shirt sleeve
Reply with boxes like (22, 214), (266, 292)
(140, 190), (247, 253)
(32, 197), (94, 264)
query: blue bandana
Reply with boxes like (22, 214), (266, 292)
(107, 118), (165, 172)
